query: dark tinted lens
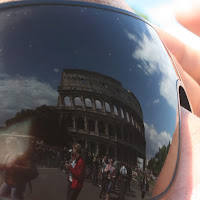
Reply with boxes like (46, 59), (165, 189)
(0, 3), (179, 199)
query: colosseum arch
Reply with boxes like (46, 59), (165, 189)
(64, 96), (71, 107)
(108, 124), (115, 138)
(135, 122), (138, 129)
(105, 102), (111, 112)
(74, 97), (82, 107)
(123, 126), (129, 143)
(113, 105), (118, 116)
(129, 130), (133, 145)
(116, 124), (122, 139)
(98, 121), (105, 135)
(85, 98), (93, 108)
(88, 119), (95, 132)
(120, 108), (124, 119)
(131, 116), (135, 126)
(66, 115), (73, 128)
(99, 144), (107, 157)
(138, 125), (141, 132)
(95, 100), (102, 110)
(77, 117), (85, 130)
(126, 112), (130, 122)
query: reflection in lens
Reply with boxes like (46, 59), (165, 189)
(0, 3), (180, 200)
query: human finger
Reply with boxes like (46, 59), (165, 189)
(156, 27), (200, 86)
(174, 0), (200, 36)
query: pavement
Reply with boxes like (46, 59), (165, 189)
(24, 168), (150, 200)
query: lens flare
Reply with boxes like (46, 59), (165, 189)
(0, 120), (32, 166)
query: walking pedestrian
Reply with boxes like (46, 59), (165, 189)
(141, 175), (149, 200)
(99, 155), (108, 198)
(118, 162), (128, 200)
(65, 143), (86, 200)
(104, 159), (116, 200)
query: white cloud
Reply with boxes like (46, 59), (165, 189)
(0, 74), (57, 125)
(159, 76), (177, 110)
(145, 122), (172, 160)
(53, 68), (59, 73)
(127, 31), (137, 42)
(127, 28), (177, 110)
(153, 99), (160, 104)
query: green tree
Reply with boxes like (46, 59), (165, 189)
(133, 9), (150, 22)
(147, 143), (170, 176)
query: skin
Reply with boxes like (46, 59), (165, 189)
(0, 0), (199, 199)
(152, 0), (200, 198)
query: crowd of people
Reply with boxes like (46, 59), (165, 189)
(33, 140), (152, 200)
(0, 136), (152, 200)
(33, 140), (71, 169)
(83, 149), (151, 200)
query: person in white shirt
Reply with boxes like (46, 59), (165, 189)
(118, 162), (128, 200)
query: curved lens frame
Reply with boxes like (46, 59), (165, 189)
(0, 1), (191, 199)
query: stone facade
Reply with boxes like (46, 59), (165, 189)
(57, 69), (145, 163)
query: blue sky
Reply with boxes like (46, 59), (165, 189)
(125, 0), (173, 14)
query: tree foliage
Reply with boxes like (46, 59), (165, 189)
(147, 142), (171, 176)
(134, 9), (150, 22)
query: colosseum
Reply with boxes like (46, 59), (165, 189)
(57, 69), (145, 163)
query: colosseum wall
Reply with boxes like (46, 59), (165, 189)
(57, 69), (145, 163)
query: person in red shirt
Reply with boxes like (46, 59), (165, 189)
(65, 143), (86, 200)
